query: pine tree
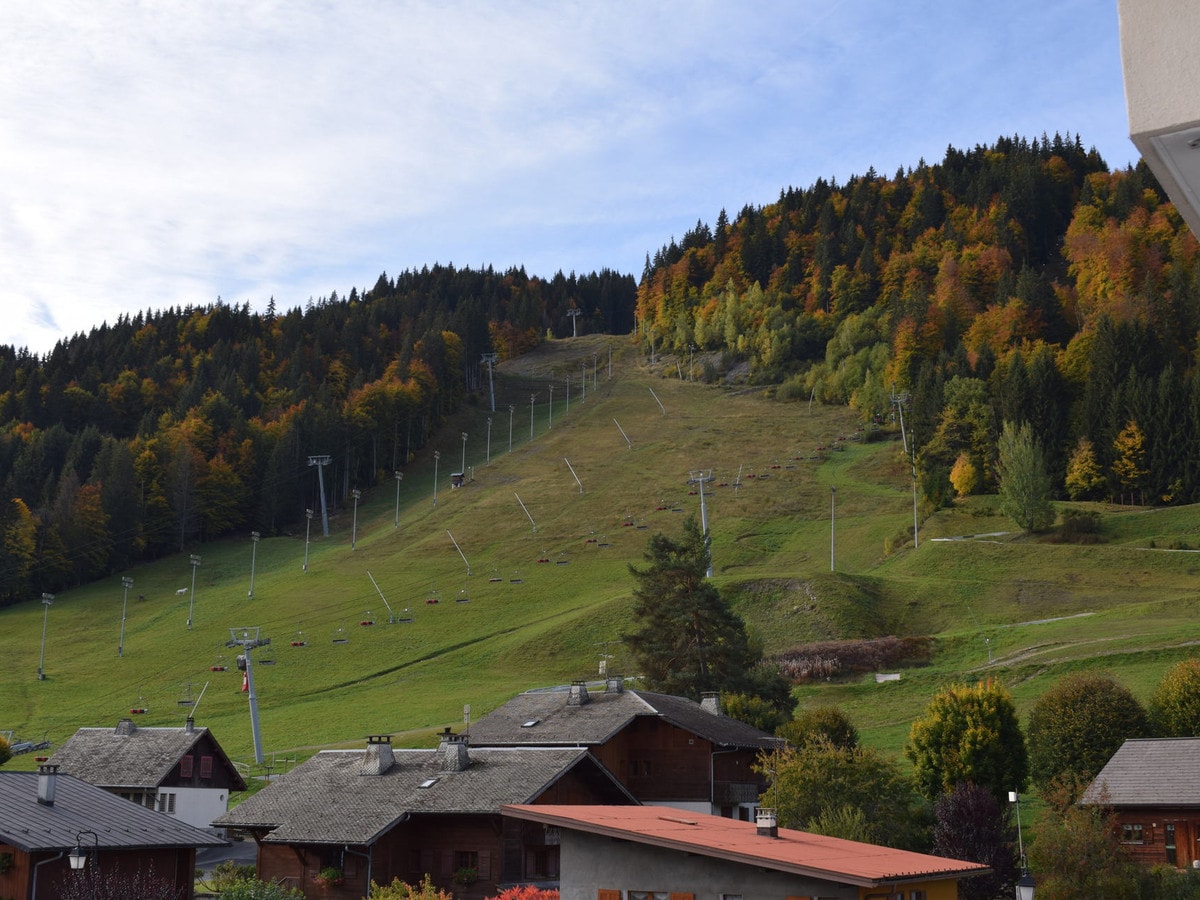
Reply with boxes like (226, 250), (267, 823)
(996, 421), (1054, 532)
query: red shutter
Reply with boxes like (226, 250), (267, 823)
(199, 755), (213, 778)
(180, 755), (194, 778)
(598, 892), (621, 900)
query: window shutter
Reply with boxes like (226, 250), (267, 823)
(199, 755), (214, 778)
(669, 894), (695, 900)
(180, 755), (194, 778)
(598, 891), (622, 900)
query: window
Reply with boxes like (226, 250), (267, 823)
(180, 754), (194, 778)
(455, 850), (479, 871)
(1122, 823), (1144, 843)
(199, 755), (214, 778)
(156, 792), (176, 813)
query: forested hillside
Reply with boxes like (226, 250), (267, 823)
(0, 266), (635, 602)
(3, 132), (1199, 609)
(636, 133), (1200, 512)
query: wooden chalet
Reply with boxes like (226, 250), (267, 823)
(213, 731), (636, 899)
(0, 764), (226, 900)
(1081, 737), (1200, 868)
(50, 715), (246, 833)
(467, 679), (778, 818)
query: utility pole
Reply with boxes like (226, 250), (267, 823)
(307, 455), (331, 536)
(118, 577), (133, 657)
(227, 627), (270, 765)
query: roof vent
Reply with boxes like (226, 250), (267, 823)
(115, 717), (137, 735)
(185, 716), (195, 734)
(438, 728), (470, 772)
(37, 764), (58, 806)
(362, 734), (395, 775)
(567, 681), (591, 706)
(756, 808), (778, 838)
(700, 691), (722, 716)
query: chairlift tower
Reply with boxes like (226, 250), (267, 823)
(688, 470), (715, 577)
(481, 353), (499, 412)
(226, 627), (270, 765)
(118, 577), (133, 657)
(566, 308), (581, 338)
(307, 455), (332, 537)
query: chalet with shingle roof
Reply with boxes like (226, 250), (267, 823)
(1081, 737), (1200, 868)
(213, 731), (636, 900)
(50, 716), (245, 833)
(0, 764), (226, 900)
(467, 679), (777, 818)
(504, 804), (989, 900)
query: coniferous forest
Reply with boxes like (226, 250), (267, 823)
(2, 132), (1199, 605)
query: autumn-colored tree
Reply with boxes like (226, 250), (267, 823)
(1112, 420), (1148, 505)
(1149, 658), (1200, 737)
(905, 679), (1027, 802)
(1064, 436), (1105, 500)
(759, 740), (925, 849)
(0, 734), (11, 766)
(776, 706), (858, 749)
(1027, 673), (1149, 795)
(949, 452), (979, 498)
(486, 887), (558, 900)
(369, 875), (454, 899)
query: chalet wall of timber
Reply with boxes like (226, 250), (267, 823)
(1082, 737), (1200, 869)
(215, 732), (635, 899)
(0, 765), (226, 900)
(468, 679), (776, 817)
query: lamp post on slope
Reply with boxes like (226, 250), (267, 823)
(118, 577), (133, 657)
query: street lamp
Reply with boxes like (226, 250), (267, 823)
(394, 471), (404, 527)
(187, 555), (201, 629)
(351, 490), (361, 550)
(433, 451), (440, 506)
(1009, 791), (1035, 900)
(37, 592), (54, 680)
(530, 394), (535, 440)
(248, 531), (260, 597)
(581, 362), (587, 401)
(486, 418), (493, 465)
(68, 829), (99, 873)
(303, 508), (313, 572)
(118, 577), (133, 657)
(548, 384), (554, 429)
(508, 404), (515, 453)
(461, 432), (468, 478)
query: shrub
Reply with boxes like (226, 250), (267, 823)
(218, 879), (305, 900)
(777, 706), (858, 749)
(775, 636), (933, 682)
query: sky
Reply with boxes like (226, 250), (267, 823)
(0, 1), (1136, 356)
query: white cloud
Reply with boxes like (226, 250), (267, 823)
(0, 0), (1134, 354)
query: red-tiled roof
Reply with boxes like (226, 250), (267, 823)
(503, 805), (989, 888)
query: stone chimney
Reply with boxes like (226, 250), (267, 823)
(115, 717), (137, 736)
(185, 716), (195, 734)
(604, 675), (624, 694)
(567, 680), (591, 706)
(700, 691), (722, 716)
(37, 763), (58, 806)
(362, 734), (396, 775)
(756, 807), (778, 838)
(437, 728), (470, 772)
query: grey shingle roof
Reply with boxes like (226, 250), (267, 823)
(213, 746), (629, 845)
(0, 771), (227, 853)
(466, 685), (777, 749)
(1081, 738), (1200, 807)
(49, 720), (244, 791)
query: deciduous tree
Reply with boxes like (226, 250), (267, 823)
(905, 679), (1027, 802)
(996, 420), (1054, 532)
(932, 782), (1019, 900)
(1150, 658), (1200, 737)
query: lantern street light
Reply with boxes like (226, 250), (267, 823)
(37, 592), (54, 680)
(394, 471), (404, 527)
(186, 555), (201, 630)
(118, 577), (133, 657)
(68, 829), (99, 874)
(351, 490), (361, 550)
(1010, 791), (1035, 900)
(248, 531), (260, 597)
(303, 508), (313, 572)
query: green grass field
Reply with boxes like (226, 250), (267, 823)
(4, 334), (1199, 772)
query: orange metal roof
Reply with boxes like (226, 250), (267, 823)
(503, 805), (990, 888)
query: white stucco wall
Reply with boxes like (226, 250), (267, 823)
(1118, 0), (1200, 136)
(163, 786), (231, 832)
